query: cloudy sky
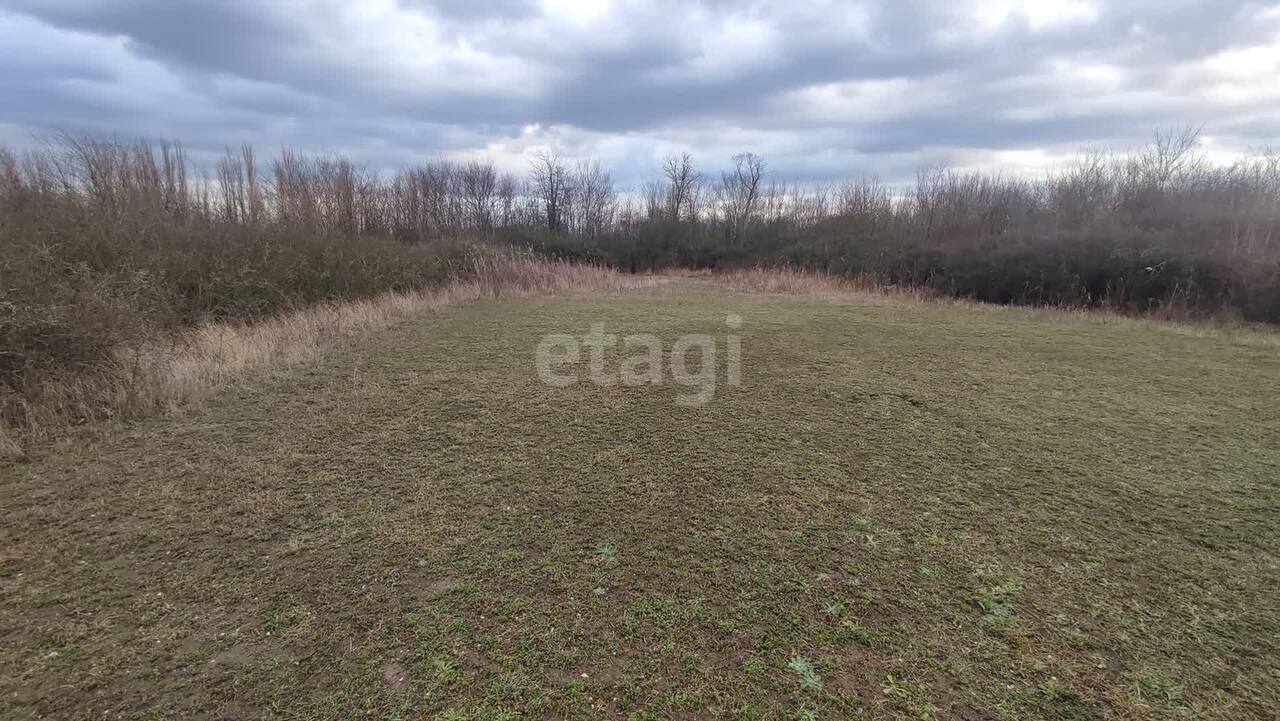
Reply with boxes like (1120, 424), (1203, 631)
(1, 0), (1278, 184)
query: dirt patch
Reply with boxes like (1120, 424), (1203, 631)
(380, 660), (408, 690)
(412, 575), (462, 599)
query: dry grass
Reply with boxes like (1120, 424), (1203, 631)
(717, 266), (930, 300)
(716, 265), (1280, 348)
(0, 255), (651, 460)
(470, 253), (648, 297)
(7, 260), (1269, 461)
(5, 287), (1277, 719)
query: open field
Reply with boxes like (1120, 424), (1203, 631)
(2, 282), (1278, 719)
(0, 254), (644, 457)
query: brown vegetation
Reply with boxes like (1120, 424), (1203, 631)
(3, 128), (1279, 453)
(0, 253), (637, 459)
(0, 136), (651, 454)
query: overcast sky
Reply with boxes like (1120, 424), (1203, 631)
(1, 0), (1278, 184)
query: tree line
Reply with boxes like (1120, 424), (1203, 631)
(3, 129), (1279, 322)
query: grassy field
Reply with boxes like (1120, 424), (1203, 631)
(2, 283), (1278, 720)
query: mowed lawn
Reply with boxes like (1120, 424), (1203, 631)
(2, 287), (1278, 720)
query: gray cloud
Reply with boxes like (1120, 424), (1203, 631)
(6, 1), (309, 80)
(1, 0), (1278, 183)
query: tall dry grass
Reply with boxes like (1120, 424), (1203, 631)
(470, 253), (644, 297)
(716, 265), (1280, 348)
(0, 255), (644, 460)
(716, 266), (929, 301)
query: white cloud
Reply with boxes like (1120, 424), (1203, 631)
(772, 77), (955, 125)
(973, 0), (1100, 31)
(649, 13), (783, 85)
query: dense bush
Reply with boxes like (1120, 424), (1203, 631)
(2, 128), (1278, 406)
(580, 136), (1280, 322)
(0, 141), (468, 398)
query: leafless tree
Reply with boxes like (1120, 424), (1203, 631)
(662, 152), (701, 224)
(529, 149), (572, 233)
(1134, 126), (1204, 189)
(719, 152), (765, 246)
(572, 160), (615, 239)
(216, 144), (261, 224)
(460, 159), (498, 232)
(495, 173), (519, 229)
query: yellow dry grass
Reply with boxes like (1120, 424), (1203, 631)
(716, 266), (916, 298)
(715, 266), (1280, 348)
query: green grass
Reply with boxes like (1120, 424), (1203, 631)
(2, 286), (1278, 719)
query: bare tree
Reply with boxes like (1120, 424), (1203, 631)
(217, 147), (247, 223)
(572, 160), (615, 239)
(1135, 126), (1204, 189)
(530, 149), (572, 233)
(662, 152), (701, 224)
(241, 144), (261, 224)
(642, 179), (664, 222)
(719, 152), (765, 246)
(460, 159), (498, 232)
(495, 173), (518, 229)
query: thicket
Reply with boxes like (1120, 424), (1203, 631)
(2, 128), (1278, 413)
(0, 138), (468, 414)
(511, 131), (1280, 322)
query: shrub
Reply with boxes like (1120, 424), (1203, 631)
(0, 140), (470, 420)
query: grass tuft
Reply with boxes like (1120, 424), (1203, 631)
(787, 656), (824, 693)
